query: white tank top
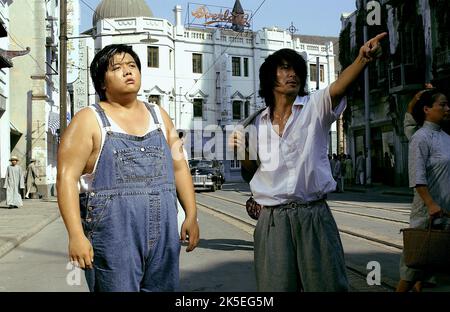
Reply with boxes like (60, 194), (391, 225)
(79, 104), (168, 193)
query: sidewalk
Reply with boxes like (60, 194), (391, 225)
(344, 183), (413, 197)
(224, 181), (413, 198)
(0, 198), (60, 259)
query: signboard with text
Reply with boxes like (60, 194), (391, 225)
(187, 2), (252, 31)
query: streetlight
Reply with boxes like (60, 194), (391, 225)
(58, 29), (158, 136)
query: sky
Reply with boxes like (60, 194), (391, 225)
(79, 0), (357, 37)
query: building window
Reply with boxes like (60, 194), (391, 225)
(149, 95), (160, 106)
(192, 53), (202, 73)
(244, 101), (250, 118)
(193, 98), (203, 118)
(216, 72), (220, 89)
(310, 64), (324, 82)
(232, 100), (242, 120)
(243, 58), (249, 77)
(230, 159), (241, 169)
(147, 46), (159, 68)
(232, 57), (241, 76)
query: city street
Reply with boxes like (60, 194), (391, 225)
(0, 196), (257, 292)
(3, 182), (446, 292)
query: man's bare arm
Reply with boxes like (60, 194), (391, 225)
(159, 107), (200, 252)
(330, 32), (387, 108)
(57, 108), (98, 269)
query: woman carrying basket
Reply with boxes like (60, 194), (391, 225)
(396, 88), (450, 292)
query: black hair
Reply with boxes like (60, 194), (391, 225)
(258, 48), (308, 110)
(90, 44), (142, 101)
(412, 89), (445, 126)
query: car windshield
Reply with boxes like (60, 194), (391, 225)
(197, 161), (213, 168)
(189, 160), (216, 169)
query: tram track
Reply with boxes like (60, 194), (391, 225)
(231, 189), (409, 213)
(196, 199), (397, 290)
(200, 192), (409, 226)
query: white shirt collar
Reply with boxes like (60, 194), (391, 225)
(260, 95), (308, 120)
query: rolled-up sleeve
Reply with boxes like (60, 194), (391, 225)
(408, 133), (429, 187)
(313, 86), (347, 128)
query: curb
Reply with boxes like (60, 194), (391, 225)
(381, 191), (413, 197)
(0, 211), (61, 259)
(345, 188), (367, 193)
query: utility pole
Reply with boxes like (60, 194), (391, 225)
(363, 0), (372, 186)
(59, 0), (67, 136)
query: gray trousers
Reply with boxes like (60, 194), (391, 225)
(253, 200), (349, 292)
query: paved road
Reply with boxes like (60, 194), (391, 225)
(0, 208), (256, 292)
(195, 186), (450, 291)
(1, 183), (448, 292)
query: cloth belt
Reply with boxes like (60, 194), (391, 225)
(263, 197), (326, 209)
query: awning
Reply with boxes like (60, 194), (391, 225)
(48, 111), (60, 136)
(0, 55), (12, 68)
(0, 47), (31, 69)
(0, 19), (7, 38)
(10, 122), (22, 136)
(0, 94), (6, 114)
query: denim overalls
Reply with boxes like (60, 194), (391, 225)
(79, 103), (180, 292)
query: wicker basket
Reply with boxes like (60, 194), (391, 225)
(401, 227), (450, 271)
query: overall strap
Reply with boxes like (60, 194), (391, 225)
(143, 102), (160, 126)
(91, 103), (112, 129)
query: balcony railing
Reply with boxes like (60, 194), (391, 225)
(388, 63), (422, 93)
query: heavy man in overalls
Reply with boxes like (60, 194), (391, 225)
(57, 44), (199, 292)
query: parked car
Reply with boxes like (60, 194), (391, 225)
(189, 159), (225, 192)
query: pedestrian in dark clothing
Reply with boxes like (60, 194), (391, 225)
(25, 159), (39, 199)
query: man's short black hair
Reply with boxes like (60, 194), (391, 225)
(258, 48), (308, 110)
(412, 88), (445, 126)
(90, 44), (141, 101)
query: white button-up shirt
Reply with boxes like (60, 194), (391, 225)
(250, 86), (346, 206)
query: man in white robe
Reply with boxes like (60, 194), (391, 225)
(3, 156), (25, 208)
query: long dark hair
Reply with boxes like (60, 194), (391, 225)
(258, 48), (308, 110)
(90, 44), (141, 101)
(412, 89), (445, 126)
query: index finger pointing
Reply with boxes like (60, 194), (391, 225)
(372, 32), (388, 43)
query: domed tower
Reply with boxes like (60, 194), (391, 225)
(92, 0), (153, 28)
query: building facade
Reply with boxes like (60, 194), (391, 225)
(75, 0), (340, 182)
(0, 0), (12, 201)
(340, 0), (449, 186)
(7, 0), (63, 197)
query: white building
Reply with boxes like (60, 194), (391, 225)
(77, 0), (339, 181)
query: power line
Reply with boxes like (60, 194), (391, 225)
(9, 34), (47, 74)
(78, 0), (268, 101)
(79, 0), (125, 34)
(184, 0), (268, 96)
